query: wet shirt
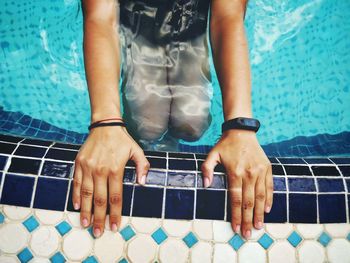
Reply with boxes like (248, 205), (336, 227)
(119, 0), (211, 45)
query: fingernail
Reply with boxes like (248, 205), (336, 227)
(245, 230), (251, 238)
(140, 175), (146, 185)
(265, 206), (271, 213)
(111, 223), (118, 232)
(94, 227), (101, 237)
(74, 202), (79, 210)
(234, 224), (240, 233)
(257, 221), (263, 229)
(204, 177), (210, 188)
(82, 218), (88, 227)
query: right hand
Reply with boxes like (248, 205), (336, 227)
(72, 125), (150, 238)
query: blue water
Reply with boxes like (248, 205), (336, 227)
(0, 0), (349, 156)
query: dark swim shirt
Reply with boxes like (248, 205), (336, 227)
(119, 0), (211, 45)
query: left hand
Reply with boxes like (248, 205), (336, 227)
(201, 129), (273, 239)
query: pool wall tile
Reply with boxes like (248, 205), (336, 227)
(0, 133), (349, 225)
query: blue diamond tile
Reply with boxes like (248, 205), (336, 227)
(287, 231), (303, 247)
(22, 215), (40, 232)
(151, 227), (168, 244)
(50, 251), (66, 263)
(83, 256), (99, 263)
(0, 212), (4, 224)
(318, 232), (332, 247)
(119, 225), (136, 241)
(55, 220), (72, 236)
(347, 233), (350, 242)
(119, 258), (128, 263)
(258, 233), (274, 249)
(228, 234), (245, 251)
(182, 232), (198, 248)
(17, 247), (33, 263)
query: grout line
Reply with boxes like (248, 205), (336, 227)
(29, 142), (54, 209)
(160, 152), (168, 220)
(193, 153), (198, 221)
(281, 164), (290, 223)
(306, 162), (320, 223)
(329, 158), (349, 223)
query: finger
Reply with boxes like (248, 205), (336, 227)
(241, 171), (257, 239)
(227, 171), (243, 234)
(72, 161), (83, 210)
(201, 150), (220, 187)
(80, 165), (94, 229)
(92, 170), (108, 238)
(131, 149), (150, 185)
(108, 169), (123, 232)
(253, 170), (266, 230)
(265, 164), (274, 213)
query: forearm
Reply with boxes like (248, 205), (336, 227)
(209, 16), (252, 120)
(83, 18), (122, 123)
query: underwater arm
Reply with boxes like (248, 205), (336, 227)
(209, 0), (251, 120)
(82, 0), (122, 122)
(202, 0), (273, 239)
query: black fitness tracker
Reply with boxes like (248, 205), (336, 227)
(221, 117), (260, 133)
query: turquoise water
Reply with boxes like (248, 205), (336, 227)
(0, 0), (349, 153)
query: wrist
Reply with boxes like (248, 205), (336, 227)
(224, 112), (253, 121)
(91, 112), (123, 123)
(222, 129), (256, 137)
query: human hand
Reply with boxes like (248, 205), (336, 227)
(72, 125), (150, 237)
(201, 129), (273, 239)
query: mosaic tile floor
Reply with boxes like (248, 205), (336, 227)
(0, 133), (350, 262)
(1, 205), (350, 262)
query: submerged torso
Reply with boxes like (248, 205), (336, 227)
(117, 0), (213, 151)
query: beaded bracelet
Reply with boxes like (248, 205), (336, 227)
(88, 121), (126, 131)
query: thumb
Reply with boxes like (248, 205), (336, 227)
(130, 148), (150, 185)
(201, 150), (220, 188)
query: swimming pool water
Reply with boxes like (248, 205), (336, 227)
(0, 0), (349, 155)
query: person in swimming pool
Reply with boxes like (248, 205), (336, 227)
(72, 0), (273, 240)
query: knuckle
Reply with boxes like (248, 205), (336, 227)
(246, 166), (263, 177)
(73, 179), (81, 189)
(93, 218), (105, 227)
(109, 193), (122, 205)
(201, 162), (210, 172)
(94, 196), (107, 207)
(267, 184), (274, 192)
(81, 188), (93, 198)
(243, 199), (254, 209)
(85, 158), (95, 168)
(234, 168), (245, 178)
(246, 172), (256, 180)
(255, 193), (265, 201)
(231, 199), (242, 208)
(75, 155), (84, 165)
(109, 214), (120, 222)
(144, 161), (151, 170)
(256, 164), (266, 172)
(94, 165), (108, 177)
(109, 166), (119, 176)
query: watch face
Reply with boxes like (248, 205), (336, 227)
(244, 119), (257, 126)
